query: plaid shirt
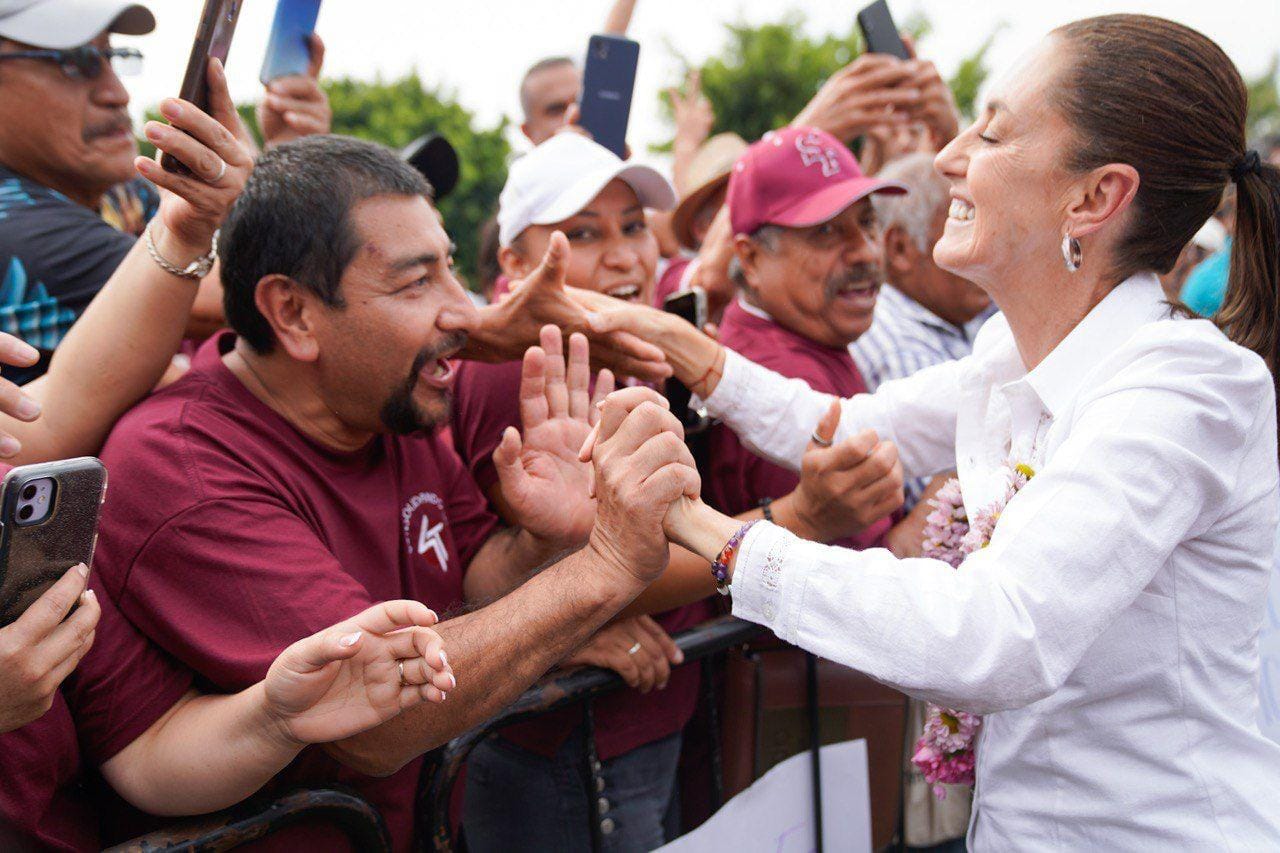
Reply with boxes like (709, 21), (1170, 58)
(850, 284), (992, 508)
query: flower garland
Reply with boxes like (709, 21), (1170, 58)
(912, 462), (1036, 799)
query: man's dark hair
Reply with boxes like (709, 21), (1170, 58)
(220, 135), (433, 353)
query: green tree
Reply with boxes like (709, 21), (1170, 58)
(1246, 54), (1279, 141)
(659, 11), (999, 146)
(138, 74), (509, 290)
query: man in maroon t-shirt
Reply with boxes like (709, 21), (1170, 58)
(704, 126), (909, 544)
(89, 136), (697, 851)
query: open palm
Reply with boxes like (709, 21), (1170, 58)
(495, 327), (614, 547)
(265, 601), (453, 745)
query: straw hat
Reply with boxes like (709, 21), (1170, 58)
(671, 132), (748, 250)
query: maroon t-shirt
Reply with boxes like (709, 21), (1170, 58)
(90, 332), (499, 852)
(706, 299), (894, 549)
(450, 358), (713, 761)
(653, 256), (695, 307)
(0, 568), (192, 852)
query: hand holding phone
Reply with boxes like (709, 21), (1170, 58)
(663, 288), (712, 434)
(0, 563), (100, 733)
(162, 0), (243, 175)
(578, 34), (640, 159)
(0, 458), (106, 628)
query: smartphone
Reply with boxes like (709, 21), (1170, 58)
(260, 0), (322, 85)
(162, 0), (243, 175)
(578, 34), (640, 159)
(0, 458), (107, 628)
(857, 0), (910, 60)
(663, 288), (712, 434)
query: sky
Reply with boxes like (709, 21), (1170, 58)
(119, 0), (1279, 171)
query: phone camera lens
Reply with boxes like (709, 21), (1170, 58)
(18, 504), (33, 521)
(20, 484), (36, 500)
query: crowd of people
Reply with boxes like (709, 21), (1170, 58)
(2, 0), (1279, 850)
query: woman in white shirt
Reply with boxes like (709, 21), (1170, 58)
(583, 14), (1280, 848)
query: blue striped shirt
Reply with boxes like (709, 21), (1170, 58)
(850, 284), (992, 507)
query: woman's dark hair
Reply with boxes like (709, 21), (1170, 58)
(1053, 15), (1280, 429)
(220, 135), (433, 353)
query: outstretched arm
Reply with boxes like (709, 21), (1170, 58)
(102, 601), (453, 816)
(602, 0), (638, 35)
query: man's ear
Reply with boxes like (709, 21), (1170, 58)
(733, 233), (762, 287)
(1065, 163), (1140, 241)
(883, 224), (916, 276)
(254, 275), (322, 363)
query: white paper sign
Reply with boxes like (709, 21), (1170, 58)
(659, 739), (872, 853)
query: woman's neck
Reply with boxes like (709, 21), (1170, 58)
(994, 266), (1118, 371)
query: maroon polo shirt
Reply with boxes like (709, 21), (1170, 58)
(707, 299), (894, 549)
(0, 568), (192, 852)
(90, 332), (498, 852)
(450, 359), (713, 762)
(654, 256), (694, 307)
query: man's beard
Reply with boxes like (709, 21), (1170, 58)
(379, 331), (467, 435)
(823, 262), (883, 302)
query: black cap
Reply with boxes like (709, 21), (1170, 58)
(402, 134), (460, 200)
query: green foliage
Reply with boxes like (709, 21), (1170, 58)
(136, 74), (510, 290)
(323, 75), (510, 289)
(658, 10), (1001, 147)
(1246, 54), (1280, 141)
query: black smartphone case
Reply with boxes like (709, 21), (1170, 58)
(0, 458), (107, 627)
(579, 35), (640, 159)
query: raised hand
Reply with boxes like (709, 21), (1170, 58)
(0, 565), (99, 733)
(581, 387), (700, 585)
(494, 326), (614, 547)
(258, 34), (333, 148)
(793, 53), (921, 143)
(563, 615), (683, 693)
(791, 401), (904, 540)
(474, 232), (670, 381)
(0, 333), (42, 457)
(136, 57), (253, 255)
(264, 601), (454, 746)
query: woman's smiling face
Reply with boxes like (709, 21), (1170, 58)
(932, 37), (1079, 301)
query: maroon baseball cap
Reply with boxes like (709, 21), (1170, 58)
(727, 126), (908, 236)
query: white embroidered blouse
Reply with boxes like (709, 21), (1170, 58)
(703, 272), (1280, 849)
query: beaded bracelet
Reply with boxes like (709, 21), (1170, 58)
(711, 520), (757, 596)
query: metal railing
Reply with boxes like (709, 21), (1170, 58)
(417, 614), (765, 851)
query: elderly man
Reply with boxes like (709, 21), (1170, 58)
(703, 125), (906, 545)
(0, 0), (330, 380)
(87, 136), (694, 850)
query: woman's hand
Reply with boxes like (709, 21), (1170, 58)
(0, 565), (99, 733)
(580, 291), (724, 394)
(494, 326), (614, 548)
(258, 34), (332, 148)
(264, 601), (454, 746)
(564, 615), (684, 693)
(135, 57), (254, 260)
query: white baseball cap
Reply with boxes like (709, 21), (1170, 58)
(1190, 216), (1227, 253)
(0, 0), (155, 50)
(498, 133), (676, 247)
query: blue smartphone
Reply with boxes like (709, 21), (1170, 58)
(578, 34), (639, 159)
(259, 0), (322, 84)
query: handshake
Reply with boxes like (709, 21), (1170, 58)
(505, 324), (903, 591)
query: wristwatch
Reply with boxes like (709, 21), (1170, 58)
(144, 221), (218, 280)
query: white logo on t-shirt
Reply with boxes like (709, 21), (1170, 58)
(401, 490), (449, 573)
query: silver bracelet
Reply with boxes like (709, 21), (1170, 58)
(143, 221), (218, 280)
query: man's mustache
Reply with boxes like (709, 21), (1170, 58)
(824, 263), (883, 301)
(83, 112), (133, 142)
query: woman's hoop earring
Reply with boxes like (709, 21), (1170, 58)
(1061, 233), (1082, 273)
